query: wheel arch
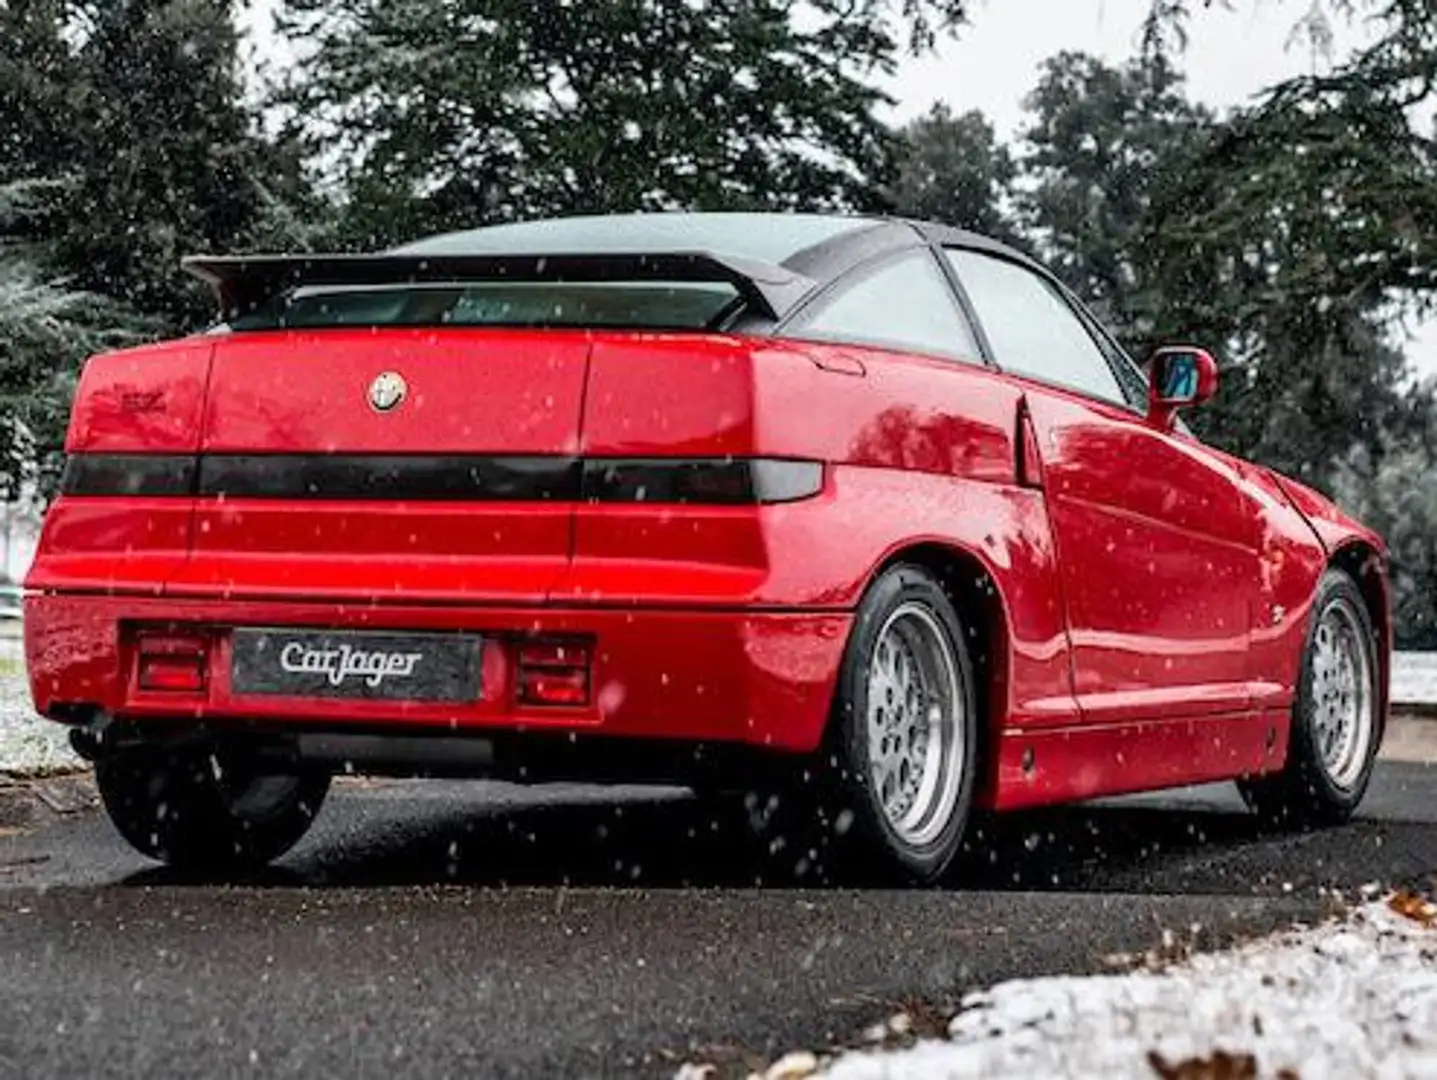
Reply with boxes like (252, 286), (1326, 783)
(860, 540), (1013, 798)
(1328, 540), (1392, 722)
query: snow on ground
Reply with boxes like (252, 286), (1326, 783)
(731, 895), (1437, 1080)
(0, 633), (81, 776)
(1392, 652), (1437, 707)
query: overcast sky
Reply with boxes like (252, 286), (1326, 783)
(245, 0), (1435, 376)
(886, 0), (1382, 127)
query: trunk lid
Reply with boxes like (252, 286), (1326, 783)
(164, 327), (592, 602)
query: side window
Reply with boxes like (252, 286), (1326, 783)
(1102, 336), (1150, 409)
(945, 249), (1126, 404)
(788, 250), (982, 362)
(1086, 318), (1149, 409)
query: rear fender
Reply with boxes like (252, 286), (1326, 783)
(28, 339), (214, 594)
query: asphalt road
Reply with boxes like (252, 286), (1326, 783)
(2, 762), (1435, 1079)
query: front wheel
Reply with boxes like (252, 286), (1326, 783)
(809, 563), (980, 883)
(1238, 569), (1381, 827)
(96, 741), (330, 873)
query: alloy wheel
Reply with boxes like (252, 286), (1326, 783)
(865, 601), (966, 848)
(1309, 594), (1376, 792)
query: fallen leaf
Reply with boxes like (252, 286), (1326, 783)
(1388, 889), (1437, 928)
(1147, 1049), (1259, 1080)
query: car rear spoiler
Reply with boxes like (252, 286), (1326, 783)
(181, 250), (817, 322)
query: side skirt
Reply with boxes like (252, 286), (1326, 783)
(985, 709), (1291, 811)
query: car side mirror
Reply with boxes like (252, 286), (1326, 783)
(1146, 346), (1218, 431)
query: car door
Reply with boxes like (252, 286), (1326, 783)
(944, 246), (1263, 725)
(781, 246), (1081, 730)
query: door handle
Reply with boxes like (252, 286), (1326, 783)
(1016, 401), (1045, 490)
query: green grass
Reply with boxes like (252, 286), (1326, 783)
(0, 655), (22, 679)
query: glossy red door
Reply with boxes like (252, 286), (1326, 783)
(1024, 387), (1263, 723)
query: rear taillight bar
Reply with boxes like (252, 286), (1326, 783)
(60, 454), (824, 505)
(581, 458), (823, 505)
(61, 454), (197, 497)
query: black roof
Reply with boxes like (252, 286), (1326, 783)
(396, 211), (1039, 282)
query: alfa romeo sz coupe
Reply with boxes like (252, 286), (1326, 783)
(23, 213), (1389, 882)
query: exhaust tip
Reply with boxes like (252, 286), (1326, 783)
(68, 726), (101, 762)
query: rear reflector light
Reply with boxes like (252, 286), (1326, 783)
(518, 669), (589, 706)
(582, 458), (823, 505)
(516, 640), (590, 707)
(136, 633), (208, 693)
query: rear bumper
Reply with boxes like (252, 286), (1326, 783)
(23, 593), (849, 755)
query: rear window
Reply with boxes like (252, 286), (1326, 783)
(227, 280), (741, 331)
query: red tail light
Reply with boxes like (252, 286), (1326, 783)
(136, 632), (209, 693)
(516, 639), (590, 707)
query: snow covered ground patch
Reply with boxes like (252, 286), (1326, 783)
(729, 895), (1437, 1080)
(1392, 651), (1437, 707)
(0, 634), (81, 776)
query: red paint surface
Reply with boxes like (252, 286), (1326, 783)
(1022, 385), (1261, 723)
(65, 338), (213, 454)
(33, 339), (215, 593)
(991, 709), (1291, 810)
(202, 329), (592, 454)
(26, 326), (1389, 809)
(24, 593), (848, 753)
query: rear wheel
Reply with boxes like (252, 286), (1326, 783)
(1238, 569), (1381, 827)
(797, 564), (979, 883)
(95, 741), (329, 873)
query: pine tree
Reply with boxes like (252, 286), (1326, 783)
(0, 1), (303, 496)
(1018, 51), (1211, 342)
(42, 1), (281, 328)
(274, 0), (971, 247)
(888, 105), (1021, 245)
(0, 183), (147, 499)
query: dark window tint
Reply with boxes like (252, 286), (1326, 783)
(397, 213), (872, 267)
(228, 281), (740, 331)
(788, 251), (980, 361)
(946, 249), (1125, 403)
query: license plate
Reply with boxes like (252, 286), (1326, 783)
(230, 629), (481, 701)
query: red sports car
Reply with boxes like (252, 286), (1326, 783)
(24, 213), (1389, 882)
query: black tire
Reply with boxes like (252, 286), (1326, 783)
(797, 563), (980, 884)
(95, 742), (330, 873)
(1238, 569), (1381, 827)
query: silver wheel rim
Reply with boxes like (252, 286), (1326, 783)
(865, 601), (965, 847)
(1309, 595), (1375, 792)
